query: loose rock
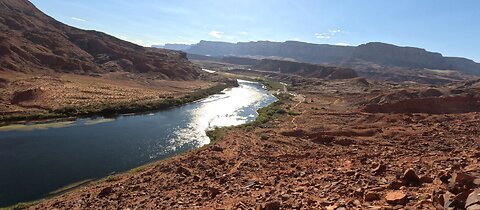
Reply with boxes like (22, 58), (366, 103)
(402, 168), (420, 184)
(466, 189), (480, 209)
(364, 191), (381, 201)
(385, 191), (408, 205)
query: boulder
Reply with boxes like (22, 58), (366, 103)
(364, 191), (381, 201)
(466, 189), (480, 210)
(371, 162), (386, 176)
(97, 186), (114, 198)
(385, 191), (408, 205)
(256, 201), (281, 210)
(402, 168), (420, 184)
(208, 187), (220, 198)
(176, 166), (192, 177)
(449, 172), (476, 194)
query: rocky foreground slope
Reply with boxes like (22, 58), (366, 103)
(0, 0), (200, 80)
(31, 77), (480, 209)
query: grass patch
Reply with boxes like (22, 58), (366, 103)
(206, 127), (228, 142)
(1, 201), (37, 210)
(246, 92), (292, 128)
(0, 121), (75, 132)
(288, 111), (301, 116)
(254, 79), (286, 91)
(259, 133), (269, 140)
(205, 92), (291, 142)
(251, 104), (286, 128)
(0, 112), (65, 124)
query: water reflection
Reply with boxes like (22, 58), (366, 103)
(156, 79), (275, 158)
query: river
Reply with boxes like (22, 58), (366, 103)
(0, 79), (277, 207)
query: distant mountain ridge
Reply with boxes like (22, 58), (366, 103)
(152, 44), (191, 51)
(220, 56), (357, 79)
(158, 40), (480, 75)
(0, 0), (200, 80)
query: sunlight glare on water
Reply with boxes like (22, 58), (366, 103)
(167, 79), (272, 150)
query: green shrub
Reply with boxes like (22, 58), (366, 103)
(259, 133), (269, 140)
(288, 111), (301, 116)
(206, 128), (227, 142)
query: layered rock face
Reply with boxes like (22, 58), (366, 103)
(188, 41), (236, 56)
(353, 42), (446, 69)
(0, 0), (200, 80)
(189, 40), (354, 64)
(184, 40), (480, 75)
(254, 59), (358, 79)
(362, 81), (480, 114)
(221, 56), (357, 79)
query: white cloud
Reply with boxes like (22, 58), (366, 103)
(208, 30), (223, 39)
(329, 29), (341, 34)
(71, 17), (86, 22)
(315, 29), (343, 39)
(315, 33), (331, 39)
(335, 42), (351, 46)
(240, 31), (248, 35)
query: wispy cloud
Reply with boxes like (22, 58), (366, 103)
(329, 29), (341, 34)
(71, 17), (86, 22)
(314, 33), (331, 39)
(335, 42), (351, 46)
(315, 29), (342, 39)
(240, 31), (248, 35)
(208, 30), (223, 39)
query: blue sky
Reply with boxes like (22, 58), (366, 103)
(31, 0), (479, 61)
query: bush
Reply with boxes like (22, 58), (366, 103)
(259, 133), (269, 140)
(249, 94), (291, 128)
(288, 111), (301, 116)
(206, 128), (227, 142)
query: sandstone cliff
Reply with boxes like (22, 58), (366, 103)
(0, 0), (200, 80)
(183, 40), (480, 75)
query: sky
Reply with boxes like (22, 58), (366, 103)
(30, 0), (479, 62)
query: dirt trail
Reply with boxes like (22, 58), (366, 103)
(291, 94), (306, 129)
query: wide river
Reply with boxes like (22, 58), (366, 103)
(0, 79), (277, 207)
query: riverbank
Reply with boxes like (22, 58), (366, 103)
(1, 79), (276, 209)
(28, 77), (480, 209)
(3, 87), (282, 210)
(0, 71), (238, 125)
